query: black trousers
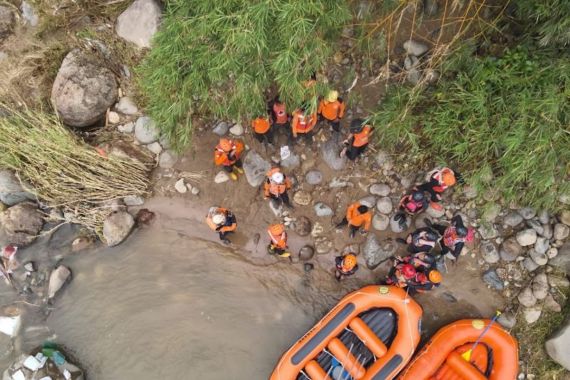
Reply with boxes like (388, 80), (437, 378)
(346, 144), (367, 161)
(254, 127), (274, 144)
(222, 159), (242, 172)
(270, 192), (291, 207)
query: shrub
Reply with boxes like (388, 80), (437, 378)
(516, 0), (570, 47)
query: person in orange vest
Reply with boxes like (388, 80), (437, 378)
(334, 253), (359, 281)
(341, 119), (372, 161)
(213, 138), (244, 180)
(267, 223), (290, 257)
(336, 202), (372, 238)
(318, 90), (346, 133)
(416, 167), (461, 203)
(263, 167), (293, 208)
(291, 103), (317, 143)
(251, 114), (273, 145)
(206, 207), (237, 244)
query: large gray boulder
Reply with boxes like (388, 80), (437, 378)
(102, 211), (134, 246)
(243, 151), (270, 187)
(546, 317), (570, 370)
(134, 116), (160, 144)
(0, 171), (34, 206)
(516, 228), (537, 246)
(363, 235), (396, 269)
(0, 6), (15, 40)
(480, 241), (499, 264)
(321, 139), (346, 171)
(0, 203), (44, 247)
(51, 49), (118, 127)
(116, 0), (162, 48)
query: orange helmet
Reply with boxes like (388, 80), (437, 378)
(429, 269), (443, 284)
(342, 254), (357, 270)
(269, 224), (285, 236)
(219, 138), (233, 152)
(441, 168), (456, 186)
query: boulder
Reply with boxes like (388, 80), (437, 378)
(546, 317), (570, 370)
(229, 123), (244, 136)
(538, 209), (550, 224)
(404, 55), (419, 70)
(534, 237), (549, 255)
(212, 121), (229, 136)
(482, 269), (504, 290)
(406, 68), (421, 85)
(372, 214), (390, 231)
(358, 196), (377, 208)
(480, 241), (499, 264)
(293, 191), (311, 206)
(369, 183), (391, 197)
(517, 286), (537, 307)
(280, 151), (300, 169)
(541, 224), (553, 239)
(478, 223), (498, 240)
(523, 257), (540, 272)
(518, 207), (536, 220)
(305, 170), (323, 185)
(293, 216), (311, 237)
(48, 265), (71, 299)
(531, 272), (549, 300)
(376, 197), (393, 214)
(321, 139), (346, 170)
(243, 151), (271, 187)
(375, 151), (394, 171)
(174, 178), (187, 193)
(516, 229), (537, 246)
(115, 96), (138, 115)
(560, 210), (570, 226)
(314, 202), (333, 217)
(497, 312), (516, 330)
(403, 39), (429, 56)
(554, 223), (569, 241)
(214, 171), (230, 184)
(102, 211), (134, 246)
(547, 247), (558, 259)
(298, 245), (315, 261)
(145, 142), (163, 155)
(159, 150), (176, 169)
(0, 170), (34, 206)
(0, 6), (15, 40)
(20, 1), (39, 27)
(134, 116), (160, 144)
(529, 249), (548, 266)
(527, 219), (544, 235)
(499, 237), (523, 262)
(0, 203), (44, 247)
(523, 306), (542, 324)
(363, 235), (396, 269)
(51, 49), (118, 127)
(123, 195), (144, 206)
(118, 122), (134, 133)
(544, 293), (562, 312)
(116, 0), (162, 48)
(503, 211), (523, 227)
(390, 214), (410, 233)
(549, 241), (570, 273)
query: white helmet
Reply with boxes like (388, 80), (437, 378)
(271, 172), (284, 184)
(212, 213), (226, 225)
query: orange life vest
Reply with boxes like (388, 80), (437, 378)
(264, 168), (291, 197)
(272, 102), (288, 125)
(352, 125), (372, 147)
(206, 208), (237, 232)
(318, 99), (345, 121)
(214, 140), (244, 166)
(291, 109), (317, 134)
(346, 202), (372, 230)
(268, 226), (287, 249)
(252, 117), (271, 134)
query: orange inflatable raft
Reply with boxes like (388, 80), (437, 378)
(270, 286), (423, 380)
(398, 319), (519, 380)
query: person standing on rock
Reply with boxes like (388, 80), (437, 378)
(263, 167), (293, 208)
(426, 215), (474, 261)
(340, 119), (372, 161)
(334, 253), (359, 281)
(318, 90), (346, 133)
(267, 224), (290, 258)
(396, 227), (439, 254)
(206, 207), (237, 244)
(252, 114), (274, 146)
(415, 167), (460, 204)
(291, 103), (317, 144)
(214, 138), (245, 180)
(336, 202), (372, 238)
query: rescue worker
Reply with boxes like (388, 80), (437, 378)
(426, 215), (474, 261)
(334, 253), (359, 281)
(393, 252), (437, 273)
(341, 119), (372, 161)
(206, 207), (237, 244)
(336, 202), (372, 238)
(416, 167), (460, 202)
(263, 167), (293, 208)
(318, 90), (346, 133)
(385, 263), (417, 289)
(394, 190), (429, 228)
(396, 227), (439, 253)
(214, 138), (244, 180)
(251, 114), (273, 145)
(291, 103), (318, 143)
(267, 224), (290, 257)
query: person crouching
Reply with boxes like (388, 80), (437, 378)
(206, 207), (237, 245)
(334, 253), (359, 281)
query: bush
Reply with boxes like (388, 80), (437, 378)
(137, 0), (350, 150)
(517, 0), (570, 47)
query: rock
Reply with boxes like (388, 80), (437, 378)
(108, 111), (120, 124)
(503, 212), (523, 227)
(123, 195), (144, 206)
(424, 69), (440, 84)
(426, 204), (445, 218)
(423, 0), (439, 16)
(71, 236), (94, 252)
(48, 265), (72, 299)
(390, 214), (410, 233)
(549, 274), (570, 289)
(118, 122), (135, 133)
(363, 236), (396, 269)
(547, 247), (558, 259)
(305, 170), (323, 185)
(369, 183), (391, 196)
(191, 186), (200, 195)
(51, 49), (118, 127)
(212, 121), (229, 136)
(293, 191), (311, 206)
(554, 224), (569, 241)
(145, 141), (163, 155)
(329, 177), (353, 189)
(358, 196), (377, 208)
(541, 224), (553, 239)
(534, 237), (549, 255)
(293, 216), (311, 237)
(0, 170), (34, 206)
(406, 68), (421, 85)
(483, 203), (501, 222)
(376, 197), (392, 214)
(102, 211), (134, 246)
(518, 286), (537, 307)
(480, 241), (499, 264)
(23, 262), (35, 272)
(375, 151), (394, 171)
(116, 0), (161, 48)
(311, 222), (324, 237)
(158, 150), (176, 169)
(527, 219), (544, 235)
(174, 178), (187, 194)
(518, 207), (536, 220)
(523, 306), (542, 324)
(497, 312), (516, 329)
(523, 257), (540, 272)
(544, 294), (562, 313)
(478, 223), (499, 240)
(298, 245), (315, 261)
(403, 39), (429, 56)
(314, 202), (333, 217)
(532, 272), (549, 300)
(243, 151), (270, 187)
(546, 318), (570, 370)
(0, 6), (15, 40)
(304, 263), (314, 272)
(404, 55), (419, 70)
(550, 242), (570, 273)
(560, 210), (570, 226)
(214, 171), (230, 184)
(463, 185), (478, 199)
(530, 249), (548, 266)
(372, 214), (390, 231)
(321, 139), (346, 170)
(281, 151), (300, 169)
(0, 310), (20, 337)
(538, 209), (550, 224)
(482, 269), (504, 290)
(0, 203), (44, 247)
(135, 116), (160, 144)
(229, 123), (244, 136)
(20, 1), (39, 27)
(315, 237), (333, 254)
(516, 229), (537, 246)
(499, 237), (523, 262)
(116, 96), (138, 115)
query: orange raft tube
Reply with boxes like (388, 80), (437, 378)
(398, 319), (519, 380)
(270, 286), (423, 380)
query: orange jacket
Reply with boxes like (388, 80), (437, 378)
(206, 208), (237, 233)
(214, 140), (244, 166)
(291, 109), (317, 135)
(318, 99), (345, 121)
(264, 168), (291, 197)
(268, 225), (287, 249)
(351, 125), (372, 147)
(346, 202), (372, 230)
(272, 102), (288, 125)
(252, 117), (271, 134)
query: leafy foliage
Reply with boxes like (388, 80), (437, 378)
(137, 0), (350, 150)
(517, 0), (570, 47)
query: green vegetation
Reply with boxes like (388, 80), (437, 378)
(137, 0), (350, 150)
(517, 0), (570, 47)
